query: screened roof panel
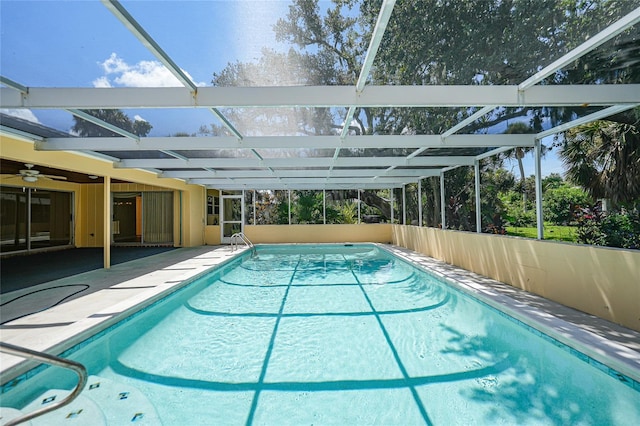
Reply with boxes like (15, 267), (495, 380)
(117, 0), (357, 88)
(456, 106), (612, 135)
(1, 1), (639, 191)
(541, 25), (640, 85)
(254, 148), (335, 158)
(119, 0), (293, 87)
(217, 107), (341, 137)
(337, 148), (413, 158)
(373, 1), (639, 86)
(172, 149), (255, 159)
(352, 107), (465, 136)
(0, 1), (159, 88)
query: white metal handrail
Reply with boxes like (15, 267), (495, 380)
(0, 342), (88, 426)
(230, 232), (254, 252)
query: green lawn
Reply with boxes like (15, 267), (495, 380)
(506, 225), (578, 242)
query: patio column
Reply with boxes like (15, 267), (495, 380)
(440, 172), (446, 229)
(252, 190), (256, 225)
(103, 176), (111, 269)
(534, 139), (544, 239)
(418, 179), (422, 227)
(475, 160), (481, 233)
(390, 189), (394, 223)
(357, 189), (361, 224)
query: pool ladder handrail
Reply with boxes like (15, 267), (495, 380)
(230, 232), (255, 254)
(0, 342), (88, 426)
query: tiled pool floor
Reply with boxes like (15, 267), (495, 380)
(1, 244), (639, 385)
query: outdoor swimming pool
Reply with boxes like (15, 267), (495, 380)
(1, 244), (639, 425)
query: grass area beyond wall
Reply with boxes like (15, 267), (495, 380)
(506, 225), (577, 242)
(392, 225), (640, 332)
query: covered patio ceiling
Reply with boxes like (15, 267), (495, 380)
(1, 0), (639, 191)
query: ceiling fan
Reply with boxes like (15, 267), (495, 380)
(2, 164), (68, 183)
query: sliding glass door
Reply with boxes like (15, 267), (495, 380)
(0, 186), (72, 254)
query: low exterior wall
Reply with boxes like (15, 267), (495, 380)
(245, 224), (392, 244)
(392, 225), (640, 332)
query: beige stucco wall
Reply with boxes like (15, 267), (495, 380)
(204, 226), (222, 245)
(392, 225), (640, 332)
(1, 134), (205, 247)
(245, 224), (393, 244)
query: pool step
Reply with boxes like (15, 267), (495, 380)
(14, 375), (160, 425)
(22, 390), (105, 425)
(0, 406), (32, 425)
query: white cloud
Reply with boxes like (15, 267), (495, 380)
(101, 52), (129, 74)
(92, 76), (112, 88)
(94, 53), (206, 88)
(0, 109), (40, 123)
(133, 114), (147, 122)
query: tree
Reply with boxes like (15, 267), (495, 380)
(293, 190), (324, 224)
(502, 122), (537, 211)
(543, 184), (592, 225)
(542, 173), (564, 191)
(210, 0), (638, 227)
(560, 117), (640, 208)
(71, 109), (152, 137)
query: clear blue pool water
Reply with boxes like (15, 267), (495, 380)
(2, 244), (639, 425)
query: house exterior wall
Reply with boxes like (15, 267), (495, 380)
(204, 226), (222, 245)
(1, 134), (205, 248)
(392, 225), (640, 332)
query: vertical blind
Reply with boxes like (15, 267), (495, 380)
(143, 192), (173, 243)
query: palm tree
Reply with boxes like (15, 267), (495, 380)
(560, 118), (640, 208)
(503, 122), (536, 211)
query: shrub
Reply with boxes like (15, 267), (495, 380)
(500, 191), (536, 227)
(543, 185), (592, 225)
(576, 205), (640, 249)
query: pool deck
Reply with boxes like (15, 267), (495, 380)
(1, 244), (639, 386)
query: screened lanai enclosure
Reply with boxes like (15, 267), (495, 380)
(1, 0), (639, 241)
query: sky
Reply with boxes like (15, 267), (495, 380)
(0, 0), (565, 178)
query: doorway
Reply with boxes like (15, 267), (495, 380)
(220, 193), (244, 244)
(0, 186), (72, 254)
(112, 192), (173, 245)
(112, 193), (141, 243)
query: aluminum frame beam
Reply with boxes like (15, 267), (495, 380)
(534, 139), (544, 240)
(115, 156), (477, 169)
(197, 182), (402, 190)
(161, 168), (441, 179)
(190, 176), (417, 186)
(0, 75), (28, 93)
(357, 0), (396, 92)
(4, 85), (638, 110)
(38, 134), (535, 151)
